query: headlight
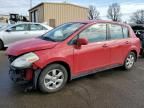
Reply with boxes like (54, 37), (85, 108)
(11, 52), (39, 68)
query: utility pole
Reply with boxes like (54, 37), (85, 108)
(30, 0), (32, 8)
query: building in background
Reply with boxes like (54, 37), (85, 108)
(0, 14), (9, 23)
(29, 2), (88, 27)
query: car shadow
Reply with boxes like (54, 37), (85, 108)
(1, 47), (7, 51)
(69, 67), (126, 83)
(8, 67), (125, 95)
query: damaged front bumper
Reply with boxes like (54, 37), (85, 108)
(9, 66), (33, 84)
(9, 66), (41, 90)
(8, 55), (42, 90)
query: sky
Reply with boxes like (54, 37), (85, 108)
(0, 0), (144, 22)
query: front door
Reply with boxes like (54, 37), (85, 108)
(74, 23), (110, 75)
(4, 24), (29, 45)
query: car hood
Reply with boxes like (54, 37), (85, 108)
(6, 38), (59, 56)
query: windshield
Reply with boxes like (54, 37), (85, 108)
(41, 22), (85, 42)
(0, 25), (12, 31)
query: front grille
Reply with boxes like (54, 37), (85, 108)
(8, 55), (17, 63)
(9, 67), (26, 82)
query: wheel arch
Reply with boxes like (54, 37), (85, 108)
(0, 38), (4, 49)
(123, 49), (138, 65)
(39, 61), (72, 82)
(0, 38), (4, 44)
(130, 50), (137, 61)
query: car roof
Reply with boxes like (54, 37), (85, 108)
(130, 24), (144, 27)
(9, 22), (53, 29)
(15, 22), (44, 25)
(71, 20), (129, 27)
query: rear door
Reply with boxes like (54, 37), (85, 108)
(108, 24), (130, 65)
(29, 24), (48, 38)
(121, 26), (132, 60)
(74, 23), (111, 74)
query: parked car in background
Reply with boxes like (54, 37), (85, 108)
(0, 22), (53, 50)
(0, 23), (8, 29)
(131, 24), (144, 56)
(6, 20), (140, 93)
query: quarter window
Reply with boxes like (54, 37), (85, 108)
(109, 24), (123, 39)
(123, 27), (129, 38)
(79, 24), (107, 43)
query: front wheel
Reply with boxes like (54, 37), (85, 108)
(0, 40), (4, 50)
(38, 64), (68, 93)
(123, 52), (136, 70)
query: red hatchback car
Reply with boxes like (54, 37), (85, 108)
(6, 20), (140, 93)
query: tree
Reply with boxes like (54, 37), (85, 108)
(131, 10), (144, 24)
(88, 5), (100, 20)
(63, 0), (68, 3)
(107, 3), (121, 21)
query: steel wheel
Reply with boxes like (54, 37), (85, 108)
(44, 69), (64, 90)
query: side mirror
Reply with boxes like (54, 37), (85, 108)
(76, 38), (88, 46)
(5, 29), (12, 32)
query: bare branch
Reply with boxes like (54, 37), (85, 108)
(131, 10), (144, 24)
(88, 5), (100, 20)
(107, 3), (121, 21)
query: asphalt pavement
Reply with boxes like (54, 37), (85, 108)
(0, 51), (144, 108)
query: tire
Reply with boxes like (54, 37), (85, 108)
(0, 40), (4, 50)
(38, 64), (68, 93)
(123, 52), (136, 70)
(141, 49), (144, 58)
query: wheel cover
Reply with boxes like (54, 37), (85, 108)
(44, 69), (64, 90)
(126, 54), (135, 69)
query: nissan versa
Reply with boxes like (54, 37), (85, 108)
(6, 20), (141, 93)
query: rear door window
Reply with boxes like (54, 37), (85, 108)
(109, 24), (123, 39)
(122, 27), (129, 38)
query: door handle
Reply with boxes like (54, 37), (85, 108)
(125, 41), (129, 44)
(102, 44), (108, 48)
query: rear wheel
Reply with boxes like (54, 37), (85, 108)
(123, 52), (136, 70)
(0, 40), (4, 50)
(38, 64), (68, 93)
(140, 49), (144, 58)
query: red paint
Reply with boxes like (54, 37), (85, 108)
(6, 20), (141, 79)
(25, 69), (33, 81)
(6, 38), (59, 56)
